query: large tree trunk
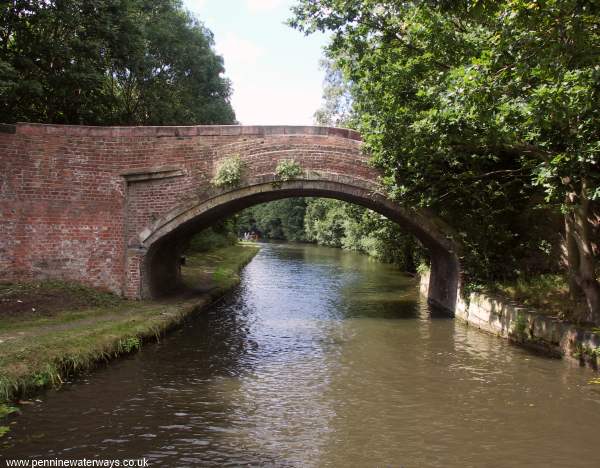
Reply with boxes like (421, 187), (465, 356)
(564, 210), (581, 299)
(565, 178), (600, 324)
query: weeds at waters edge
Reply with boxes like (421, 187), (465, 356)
(0, 243), (260, 436)
(488, 274), (589, 322)
(0, 404), (19, 437)
(512, 313), (528, 340)
(0, 325), (166, 404)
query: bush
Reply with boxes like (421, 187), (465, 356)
(212, 155), (243, 188)
(275, 159), (303, 182)
(187, 221), (238, 253)
(304, 198), (424, 271)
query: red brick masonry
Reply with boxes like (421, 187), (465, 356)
(0, 123), (458, 309)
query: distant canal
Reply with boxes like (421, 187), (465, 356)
(2, 243), (599, 466)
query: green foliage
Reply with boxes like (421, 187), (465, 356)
(0, 404), (17, 419)
(304, 198), (425, 271)
(290, 1), (600, 311)
(0, 0), (235, 125)
(275, 159), (303, 183)
(237, 196), (424, 271)
(514, 314), (527, 336)
(212, 155), (243, 188)
(489, 273), (588, 320)
(314, 57), (356, 127)
(416, 263), (430, 277)
(571, 342), (599, 361)
(119, 337), (141, 354)
(0, 426), (9, 438)
(304, 198), (346, 247)
(238, 198), (308, 241)
(187, 220), (238, 253)
(212, 266), (228, 284)
(513, 313), (528, 339)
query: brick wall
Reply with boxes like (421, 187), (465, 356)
(1, 123), (380, 297)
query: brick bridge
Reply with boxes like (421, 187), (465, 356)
(0, 123), (460, 312)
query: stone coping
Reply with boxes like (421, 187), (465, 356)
(6, 122), (362, 140)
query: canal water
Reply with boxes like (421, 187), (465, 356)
(2, 243), (599, 467)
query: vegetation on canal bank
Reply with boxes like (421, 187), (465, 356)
(291, 1), (600, 324)
(419, 268), (600, 373)
(487, 274), (590, 322)
(0, 243), (259, 419)
(236, 198), (424, 273)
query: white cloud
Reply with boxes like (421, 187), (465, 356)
(185, 0), (208, 13)
(230, 77), (322, 125)
(182, 0), (325, 125)
(216, 33), (264, 67)
(245, 0), (285, 12)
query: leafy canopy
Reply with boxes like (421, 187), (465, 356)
(0, 0), (235, 125)
(291, 0), (599, 283)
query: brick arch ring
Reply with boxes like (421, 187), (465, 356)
(130, 151), (461, 313)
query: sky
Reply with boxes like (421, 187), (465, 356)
(183, 0), (328, 125)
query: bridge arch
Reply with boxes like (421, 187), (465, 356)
(134, 175), (461, 313)
(0, 123), (461, 313)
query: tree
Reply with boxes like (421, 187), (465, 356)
(304, 198), (423, 270)
(291, 0), (600, 322)
(238, 198), (308, 241)
(0, 0), (235, 125)
(304, 198), (346, 246)
(314, 57), (355, 127)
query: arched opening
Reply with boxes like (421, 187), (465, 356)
(137, 178), (461, 313)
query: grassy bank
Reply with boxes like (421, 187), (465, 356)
(487, 274), (590, 324)
(0, 243), (259, 414)
(182, 241), (260, 292)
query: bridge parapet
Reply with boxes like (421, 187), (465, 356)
(8, 122), (362, 140)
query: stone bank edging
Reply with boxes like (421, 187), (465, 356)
(419, 271), (600, 369)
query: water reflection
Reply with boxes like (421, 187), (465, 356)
(2, 243), (599, 467)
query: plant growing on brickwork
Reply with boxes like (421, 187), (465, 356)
(512, 313), (528, 340)
(273, 159), (303, 187)
(212, 155), (243, 188)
